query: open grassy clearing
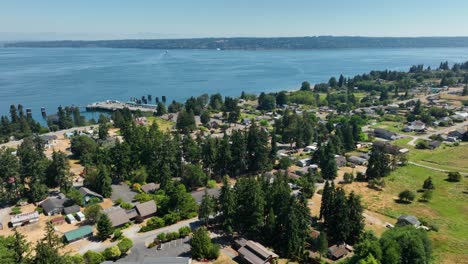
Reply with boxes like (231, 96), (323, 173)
(147, 116), (175, 131)
(343, 164), (468, 263)
(409, 143), (468, 173)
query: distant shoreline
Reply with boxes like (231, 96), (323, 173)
(6, 36), (468, 50)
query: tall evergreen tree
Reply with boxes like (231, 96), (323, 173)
(34, 223), (64, 264)
(198, 189), (216, 226)
(219, 176), (236, 232)
(97, 214), (114, 241)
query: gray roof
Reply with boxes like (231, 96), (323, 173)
(63, 205), (81, 215)
(135, 200), (157, 218)
(79, 187), (104, 199)
(238, 240), (278, 264)
(397, 215), (421, 226)
(140, 183), (160, 194)
(106, 208), (131, 227)
(41, 197), (69, 214)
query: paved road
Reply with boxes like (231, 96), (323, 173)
(78, 217), (202, 260)
(118, 218), (201, 262)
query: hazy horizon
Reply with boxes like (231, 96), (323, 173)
(2, 0), (468, 41)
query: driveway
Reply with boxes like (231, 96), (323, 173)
(117, 218), (201, 262)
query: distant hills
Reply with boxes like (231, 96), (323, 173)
(5, 36), (468, 50)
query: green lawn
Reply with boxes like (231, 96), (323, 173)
(147, 116), (175, 131)
(409, 143), (468, 173)
(376, 165), (468, 263)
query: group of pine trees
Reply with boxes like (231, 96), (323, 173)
(320, 181), (365, 245)
(0, 137), (71, 204)
(0, 224), (82, 264)
(0, 105), (43, 142)
(213, 174), (311, 261)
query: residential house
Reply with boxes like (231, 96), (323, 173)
(236, 239), (279, 264)
(79, 187), (104, 205)
(39, 135), (58, 149)
(64, 225), (93, 243)
(373, 128), (399, 140)
(428, 140), (442, 150)
(135, 200), (157, 219)
(106, 207), (137, 228)
(335, 155), (347, 167)
(448, 127), (467, 140)
(328, 244), (351, 260)
(41, 196), (71, 216)
(63, 205), (81, 215)
(347, 156), (368, 166)
(296, 158), (312, 167)
(135, 117), (148, 125)
(403, 120), (426, 132)
(397, 215), (421, 227)
(141, 183), (160, 194)
(304, 145), (317, 152)
(10, 211), (39, 227)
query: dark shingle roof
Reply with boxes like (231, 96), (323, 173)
(41, 198), (68, 214)
(141, 183), (160, 194)
(135, 200), (157, 218)
(63, 205), (81, 215)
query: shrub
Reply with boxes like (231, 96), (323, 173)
(398, 190), (415, 202)
(420, 190), (433, 202)
(207, 180), (217, 189)
(134, 215), (144, 224)
(343, 172), (354, 183)
(120, 202), (134, 210)
(157, 233), (167, 242)
(416, 140), (429, 149)
(115, 198), (123, 206)
(166, 232), (180, 241)
(208, 244), (220, 259)
(132, 183), (141, 191)
(103, 245), (121, 261)
(134, 193), (153, 202)
(11, 207), (22, 215)
(140, 217), (165, 232)
(422, 177), (435, 190)
(163, 212), (181, 225)
(113, 229), (123, 240)
(356, 172), (366, 182)
(117, 237), (133, 254)
(447, 172), (461, 182)
(179, 226), (192, 237)
(83, 250), (104, 264)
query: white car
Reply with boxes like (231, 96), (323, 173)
(385, 223), (394, 228)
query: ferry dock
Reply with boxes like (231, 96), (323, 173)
(86, 100), (157, 113)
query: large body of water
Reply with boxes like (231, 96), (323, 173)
(1, 47), (468, 120)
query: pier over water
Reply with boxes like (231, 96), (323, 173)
(86, 100), (157, 113)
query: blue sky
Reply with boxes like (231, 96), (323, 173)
(1, 0), (468, 40)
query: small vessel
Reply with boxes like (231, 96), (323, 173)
(216, 48), (221, 51)
(41, 107), (46, 117)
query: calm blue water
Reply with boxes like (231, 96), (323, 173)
(1, 47), (468, 120)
